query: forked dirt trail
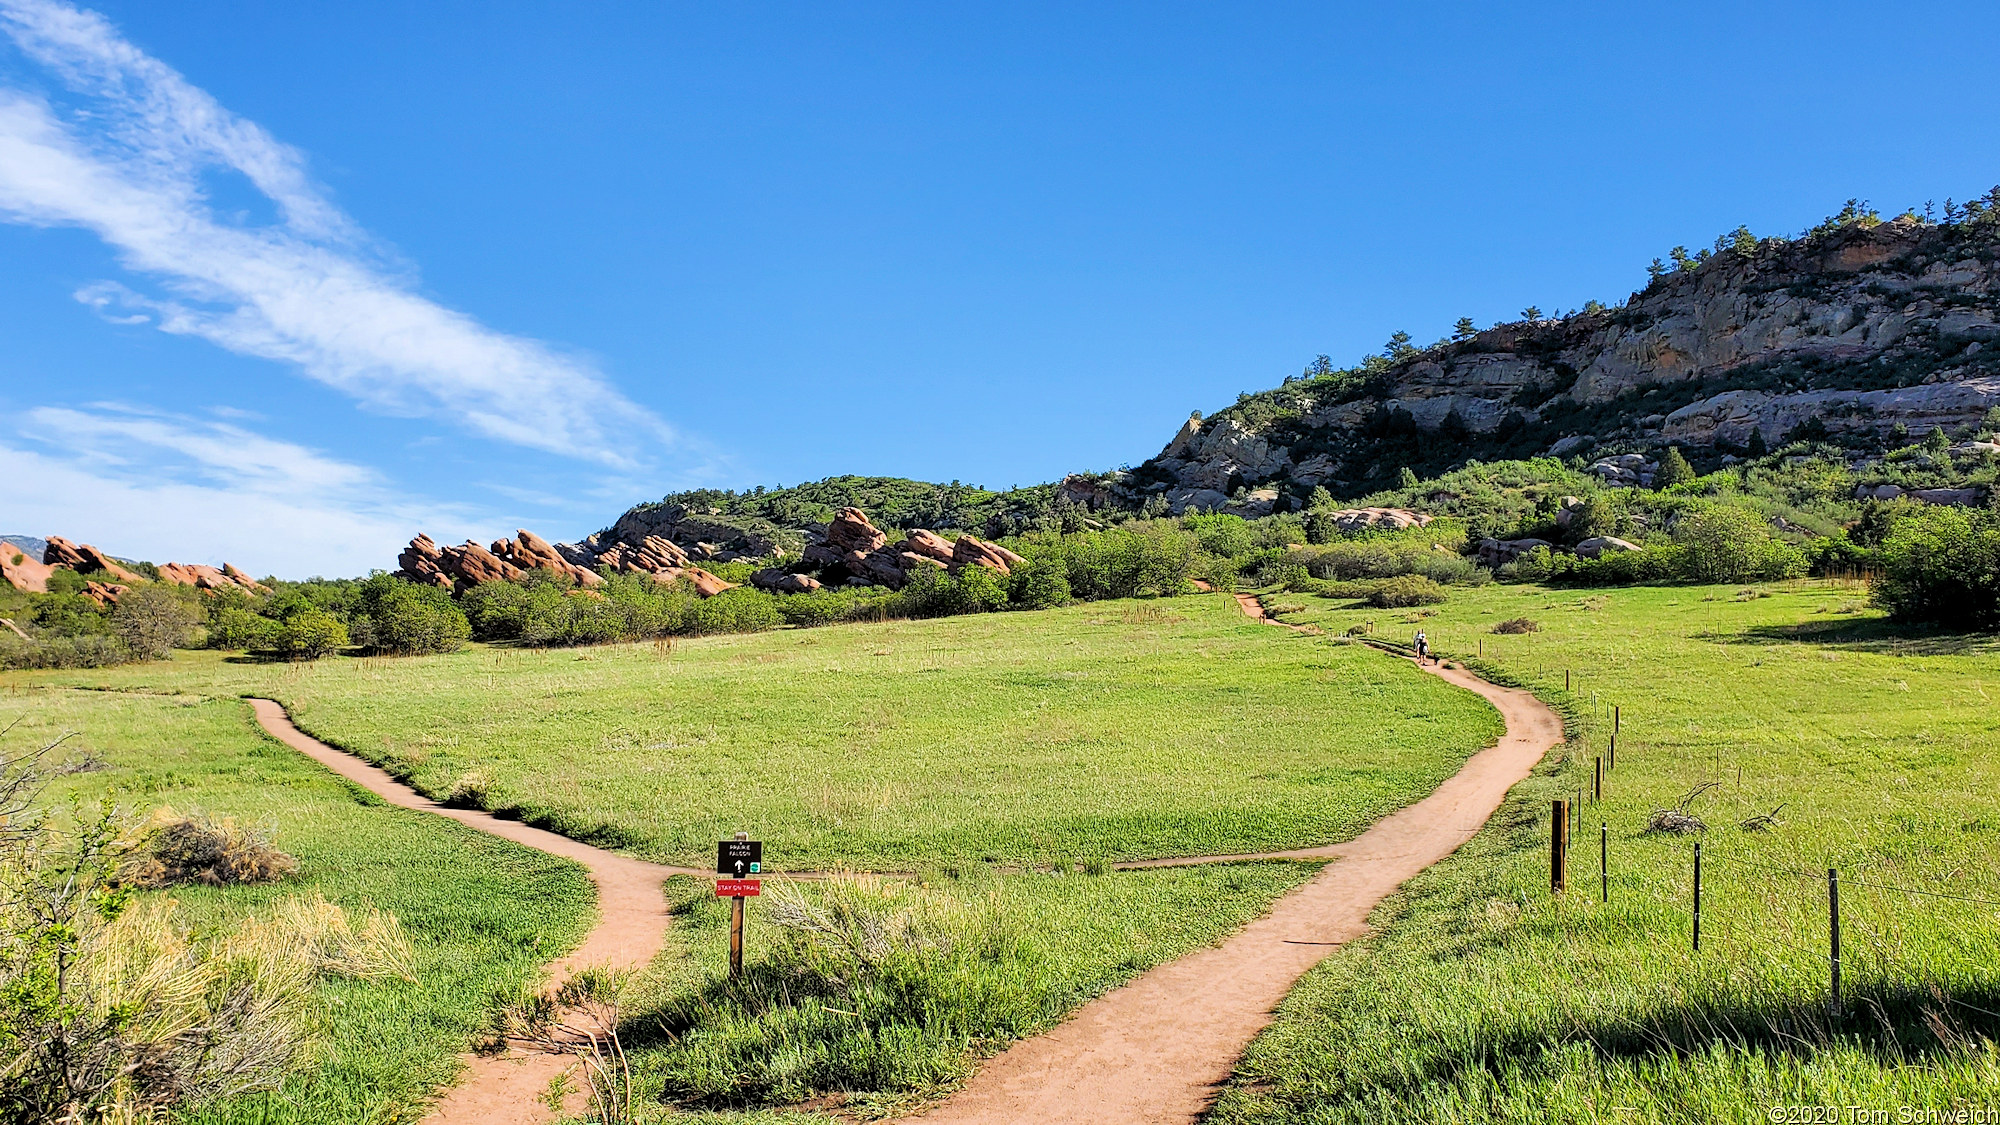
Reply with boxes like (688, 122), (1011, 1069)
(246, 699), (698, 1125)
(899, 596), (1563, 1125)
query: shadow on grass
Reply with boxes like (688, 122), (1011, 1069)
(1254, 979), (2000, 1108)
(1719, 617), (2000, 656)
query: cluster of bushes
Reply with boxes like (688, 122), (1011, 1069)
(0, 575), (202, 669)
(1504, 505), (1810, 587)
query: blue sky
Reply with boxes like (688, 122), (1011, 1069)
(3, 1), (1998, 576)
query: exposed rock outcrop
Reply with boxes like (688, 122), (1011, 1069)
(951, 535), (1024, 574)
(491, 530), (604, 587)
(1, 540), (54, 594)
(1325, 508), (1432, 533)
(1477, 538), (1553, 567)
(751, 568), (822, 593)
(1136, 217), (2000, 502)
(158, 562), (268, 594)
(43, 536), (142, 583)
(1576, 536), (1641, 559)
(826, 507), (888, 554)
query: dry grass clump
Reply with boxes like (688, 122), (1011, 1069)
(120, 809), (297, 889)
(1491, 617), (1539, 634)
(71, 893), (413, 1111)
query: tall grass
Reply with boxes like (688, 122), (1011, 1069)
(1212, 581), (2000, 1120)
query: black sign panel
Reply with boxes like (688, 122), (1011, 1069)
(717, 839), (763, 876)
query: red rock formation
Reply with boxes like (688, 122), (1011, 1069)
(596, 535), (691, 576)
(684, 567), (735, 597)
(396, 534), (454, 588)
(950, 535), (1022, 574)
(43, 536), (142, 583)
(158, 561), (268, 593)
(221, 564), (272, 593)
(902, 529), (956, 564)
(453, 541), (523, 585)
(751, 568), (823, 593)
(826, 507), (887, 553)
(1, 541), (54, 594)
(491, 530), (604, 587)
(81, 581), (127, 606)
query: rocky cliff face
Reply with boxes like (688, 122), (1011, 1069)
(1127, 215), (2000, 511)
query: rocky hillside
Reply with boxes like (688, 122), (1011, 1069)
(1116, 202), (2000, 514)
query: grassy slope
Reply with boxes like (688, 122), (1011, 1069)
(18, 596), (1502, 869)
(4, 687), (596, 1125)
(1213, 581), (2000, 1122)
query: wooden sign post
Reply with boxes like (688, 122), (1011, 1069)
(717, 832), (764, 979)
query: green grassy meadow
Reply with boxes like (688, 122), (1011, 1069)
(0, 686), (597, 1125)
(1213, 581), (2000, 1122)
(15, 595), (1501, 869)
(622, 861), (1321, 1118)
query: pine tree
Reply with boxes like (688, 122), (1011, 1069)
(1654, 446), (1696, 490)
(1451, 317), (1478, 341)
(1747, 428), (1768, 458)
(1520, 306), (1543, 322)
(1398, 466), (1420, 490)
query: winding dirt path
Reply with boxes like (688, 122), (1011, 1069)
(246, 699), (701, 1125)
(897, 595), (1562, 1125)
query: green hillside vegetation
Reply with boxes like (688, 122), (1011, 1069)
(1214, 581), (2000, 1120)
(14, 595), (1500, 870)
(4, 688), (595, 1125)
(632, 474), (1098, 539)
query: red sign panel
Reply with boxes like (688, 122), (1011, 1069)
(715, 878), (762, 897)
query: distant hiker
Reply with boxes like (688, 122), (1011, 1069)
(1414, 631), (1429, 663)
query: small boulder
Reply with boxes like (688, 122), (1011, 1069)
(1477, 537), (1553, 567)
(1853, 483), (1904, 501)
(1576, 536), (1641, 559)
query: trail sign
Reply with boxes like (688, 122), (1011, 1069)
(718, 839), (763, 877)
(715, 879), (762, 897)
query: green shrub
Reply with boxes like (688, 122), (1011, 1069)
(0, 633), (127, 669)
(1367, 575), (1449, 608)
(1006, 555), (1072, 610)
(775, 588), (862, 628)
(1672, 506), (1809, 583)
(109, 586), (200, 661)
(686, 588), (782, 635)
(206, 607), (280, 651)
(1871, 507), (2000, 628)
(361, 577), (470, 655)
(280, 611), (349, 660)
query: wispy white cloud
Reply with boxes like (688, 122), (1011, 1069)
(0, 0), (669, 466)
(4, 404), (485, 577)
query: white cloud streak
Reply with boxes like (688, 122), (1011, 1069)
(0, 0), (667, 465)
(4, 404), (487, 577)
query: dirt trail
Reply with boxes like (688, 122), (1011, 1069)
(898, 595), (1562, 1125)
(246, 699), (700, 1125)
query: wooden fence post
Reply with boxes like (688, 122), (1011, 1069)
(1551, 800), (1568, 894)
(1600, 822), (1608, 903)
